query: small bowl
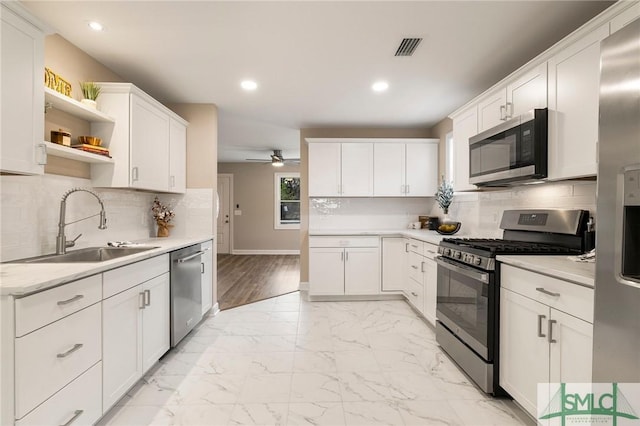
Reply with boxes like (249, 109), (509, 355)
(78, 136), (102, 146)
(436, 222), (461, 235)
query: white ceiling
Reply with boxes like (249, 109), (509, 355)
(22, 0), (613, 162)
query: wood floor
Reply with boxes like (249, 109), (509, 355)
(217, 254), (300, 310)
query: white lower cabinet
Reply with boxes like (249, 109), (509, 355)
(500, 264), (593, 417)
(309, 237), (380, 296)
(381, 237), (408, 292)
(404, 240), (438, 326)
(141, 274), (171, 372)
(201, 240), (214, 315)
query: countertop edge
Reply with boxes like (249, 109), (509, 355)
(496, 255), (595, 288)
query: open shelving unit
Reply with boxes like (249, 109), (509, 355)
(44, 142), (114, 164)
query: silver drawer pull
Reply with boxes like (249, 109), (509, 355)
(411, 244), (418, 248)
(536, 287), (560, 297)
(60, 409), (83, 426)
(57, 343), (83, 358)
(411, 265), (418, 269)
(57, 295), (84, 306)
(411, 292), (418, 297)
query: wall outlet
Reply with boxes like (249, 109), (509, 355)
(234, 210), (242, 216)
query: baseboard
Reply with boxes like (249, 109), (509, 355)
(299, 281), (309, 291)
(211, 302), (220, 316)
(231, 249), (300, 255)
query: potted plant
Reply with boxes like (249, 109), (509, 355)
(79, 82), (101, 109)
(434, 177), (460, 234)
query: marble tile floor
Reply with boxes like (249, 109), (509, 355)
(99, 292), (534, 426)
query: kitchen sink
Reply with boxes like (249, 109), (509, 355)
(9, 246), (159, 263)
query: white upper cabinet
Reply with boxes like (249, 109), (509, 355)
(308, 142), (341, 196)
(548, 24), (609, 180)
(477, 63), (548, 134)
(610, 2), (640, 34)
(451, 105), (478, 192)
(1, 5), (46, 175)
(341, 142), (373, 196)
(373, 140), (438, 197)
(91, 83), (188, 193)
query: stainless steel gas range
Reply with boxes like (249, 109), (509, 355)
(435, 209), (592, 395)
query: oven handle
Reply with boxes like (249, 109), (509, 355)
(435, 256), (490, 284)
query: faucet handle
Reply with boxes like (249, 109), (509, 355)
(66, 233), (83, 248)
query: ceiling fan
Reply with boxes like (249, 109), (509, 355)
(245, 149), (300, 167)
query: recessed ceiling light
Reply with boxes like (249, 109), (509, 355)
(241, 80), (258, 91)
(88, 21), (104, 32)
(372, 81), (389, 92)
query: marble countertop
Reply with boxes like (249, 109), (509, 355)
(497, 255), (595, 288)
(0, 236), (214, 296)
(308, 228), (480, 245)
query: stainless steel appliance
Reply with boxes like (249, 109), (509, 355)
(469, 108), (548, 186)
(436, 209), (590, 394)
(170, 244), (205, 347)
(593, 18), (640, 382)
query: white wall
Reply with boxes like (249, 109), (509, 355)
(0, 174), (212, 262)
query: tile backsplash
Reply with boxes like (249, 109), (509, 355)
(0, 174), (213, 262)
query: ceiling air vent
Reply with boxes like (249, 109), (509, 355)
(395, 38), (422, 56)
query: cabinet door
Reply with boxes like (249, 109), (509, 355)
(549, 309), (593, 384)
(451, 105), (478, 191)
(423, 258), (437, 327)
(477, 88), (507, 132)
(610, 3), (640, 34)
(1, 6), (45, 175)
(548, 24), (609, 180)
(169, 118), (187, 193)
(344, 247), (380, 295)
(381, 237), (407, 292)
(308, 143), (341, 196)
(373, 143), (405, 196)
(309, 248), (344, 295)
(500, 289), (550, 418)
(131, 95), (170, 191)
(507, 62), (548, 117)
(341, 143), (373, 196)
(201, 241), (214, 315)
(142, 273), (170, 372)
(405, 143), (438, 196)
(103, 285), (143, 410)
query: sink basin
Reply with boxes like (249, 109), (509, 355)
(10, 246), (159, 263)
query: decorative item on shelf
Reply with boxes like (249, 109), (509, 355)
(71, 142), (111, 157)
(44, 67), (72, 97)
(152, 197), (175, 238)
(435, 176), (461, 235)
(78, 135), (102, 146)
(79, 81), (101, 109)
(51, 129), (71, 146)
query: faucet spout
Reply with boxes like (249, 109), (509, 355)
(56, 188), (108, 254)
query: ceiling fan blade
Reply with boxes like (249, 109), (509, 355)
(245, 159), (271, 162)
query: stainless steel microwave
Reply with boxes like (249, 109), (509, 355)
(469, 108), (548, 187)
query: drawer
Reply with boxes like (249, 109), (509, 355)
(15, 303), (102, 418)
(103, 253), (169, 298)
(423, 243), (439, 260)
(408, 239), (424, 255)
(404, 278), (424, 313)
(309, 236), (379, 248)
(15, 274), (102, 337)
(16, 362), (102, 425)
(408, 252), (424, 283)
(501, 264), (594, 322)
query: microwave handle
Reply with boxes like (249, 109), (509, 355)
(435, 256), (490, 284)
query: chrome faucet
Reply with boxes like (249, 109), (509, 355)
(56, 188), (108, 254)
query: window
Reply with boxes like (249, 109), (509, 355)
(275, 173), (300, 229)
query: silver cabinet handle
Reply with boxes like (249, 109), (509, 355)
(57, 294), (84, 306)
(506, 102), (514, 118)
(341, 252), (344, 262)
(201, 262), (205, 274)
(345, 251), (349, 261)
(177, 250), (206, 263)
(421, 261), (426, 273)
(406, 185), (410, 194)
(426, 250), (436, 254)
(139, 292), (145, 309)
(411, 292), (418, 297)
(500, 105), (506, 120)
(548, 319), (557, 343)
(57, 343), (83, 358)
(405, 243), (409, 253)
(537, 314), (546, 338)
(60, 409), (83, 426)
(60, 410), (84, 426)
(132, 166), (139, 182)
(144, 289), (151, 306)
(38, 143), (48, 165)
(400, 185), (405, 194)
(536, 287), (560, 297)
(170, 175), (175, 188)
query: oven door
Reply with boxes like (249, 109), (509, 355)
(435, 256), (495, 361)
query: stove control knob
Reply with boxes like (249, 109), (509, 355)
(454, 251), (461, 259)
(444, 248), (451, 256)
(474, 257), (482, 266)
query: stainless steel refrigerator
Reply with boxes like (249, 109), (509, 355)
(592, 17), (640, 382)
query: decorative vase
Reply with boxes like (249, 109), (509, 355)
(157, 221), (172, 237)
(81, 99), (97, 109)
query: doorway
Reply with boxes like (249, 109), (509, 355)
(217, 174), (232, 254)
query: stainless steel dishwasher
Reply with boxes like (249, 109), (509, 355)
(170, 244), (204, 347)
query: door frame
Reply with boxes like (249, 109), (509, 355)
(217, 173), (234, 254)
